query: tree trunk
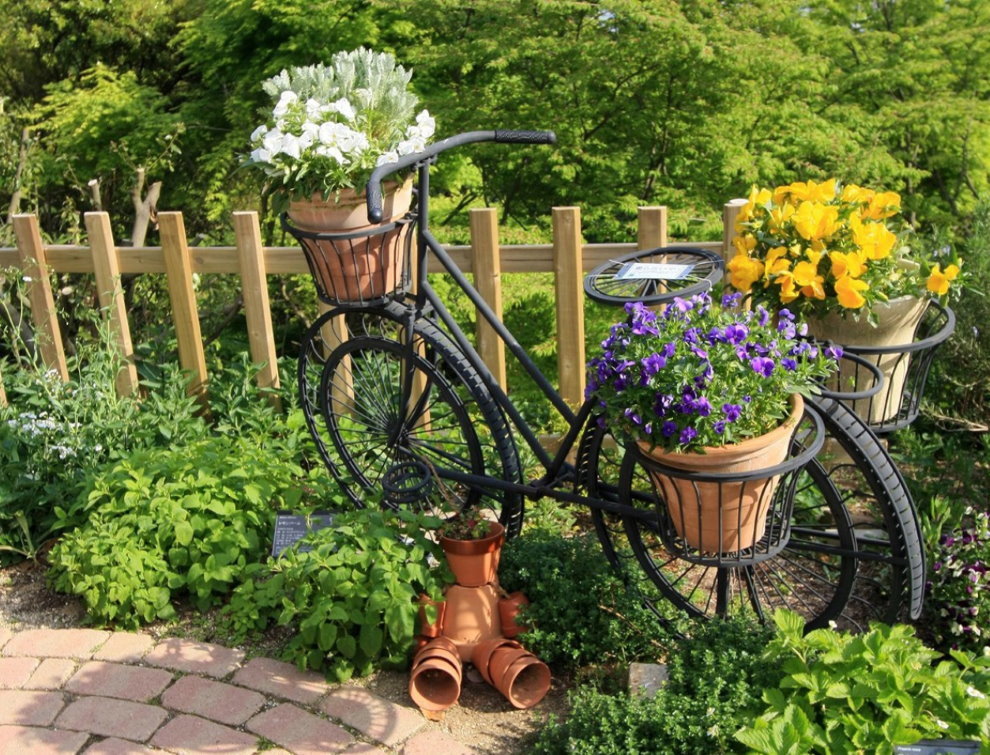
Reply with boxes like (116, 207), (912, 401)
(130, 166), (162, 247)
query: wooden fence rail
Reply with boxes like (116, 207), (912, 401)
(0, 203), (743, 410)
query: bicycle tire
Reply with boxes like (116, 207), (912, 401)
(583, 246), (723, 306)
(577, 395), (924, 630)
(298, 302), (525, 537)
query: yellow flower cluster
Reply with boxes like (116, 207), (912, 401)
(729, 179), (959, 315)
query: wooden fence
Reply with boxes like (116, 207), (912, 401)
(0, 202), (747, 411)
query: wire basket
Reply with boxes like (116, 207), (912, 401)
(282, 214), (415, 305)
(632, 406), (824, 567)
(816, 303), (955, 434)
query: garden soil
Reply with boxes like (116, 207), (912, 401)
(0, 559), (566, 753)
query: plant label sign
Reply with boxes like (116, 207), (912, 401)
(271, 511), (335, 557)
(894, 740), (980, 754)
(616, 262), (695, 281)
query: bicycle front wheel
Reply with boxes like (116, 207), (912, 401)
(299, 305), (524, 536)
(578, 396), (924, 631)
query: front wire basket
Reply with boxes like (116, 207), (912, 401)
(630, 405), (825, 567)
(817, 303), (955, 435)
(282, 214), (416, 306)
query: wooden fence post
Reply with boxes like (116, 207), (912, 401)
(233, 211), (281, 410)
(552, 207), (585, 408)
(470, 208), (507, 391)
(637, 206), (668, 250)
(722, 198), (748, 264)
(158, 211), (209, 406)
(12, 214), (68, 381)
(0, 372), (7, 407)
(85, 212), (140, 398)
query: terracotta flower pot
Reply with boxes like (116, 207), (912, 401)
(486, 646), (534, 691)
(286, 178), (414, 302)
(440, 583), (502, 661)
(418, 595), (446, 638)
(807, 295), (927, 425)
(413, 637), (462, 671)
(471, 638), (523, 685)
(495, 654), (551, 709)
(439, 522), (505, 587)
(408, 656), (462, 711)
(498, 592), (530, 638)
(637, 394), (803, 553)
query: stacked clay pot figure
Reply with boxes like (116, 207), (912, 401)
(408, 521), (551, 713)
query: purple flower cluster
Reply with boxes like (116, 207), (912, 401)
(586, 292), (839, 451)
(928, 509), (990, 654)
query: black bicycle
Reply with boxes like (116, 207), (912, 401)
(285, 130), (925, 632)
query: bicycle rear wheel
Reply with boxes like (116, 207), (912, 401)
(583, 246), (723, 306)
(577, 395), (924, 630)
(298, 302), (524, 536)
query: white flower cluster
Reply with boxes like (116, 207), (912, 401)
(6, 411), (82, 459)
(248, 92), (434, 172)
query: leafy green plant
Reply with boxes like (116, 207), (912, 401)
(735, 610), (990, 754)
(223, 508), (448, 682)
(499, 531), (673, 669)
(47, 428), (334, 628)
(534, 617), (778, 754)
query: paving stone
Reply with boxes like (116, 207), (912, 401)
(322, 687), (424, 748)
(26, 658), (76, 690)
(0, 658), (39, 689)
(93, 633), (156, 664)
(343, 744), (388, 754)
(247, 703), (355, 754)
(84, 737), (161, 755)
(232, 657), (328, 704)
(150, 713), (259, 754)
(145, 638), (244, 679)
(1, 629), (110, 659)
(0, 690), (65, 726)
(401, 730), (475, 755)
(65, 661), (173, 702)
(83, 737), (160, 754)
(161, 674), (265, 726)
(0, 629), (11, 652)
(0, 724), (89, 754)
(56, 696), (167, 741)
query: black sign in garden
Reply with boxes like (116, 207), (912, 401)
(271, 511), (334, 557)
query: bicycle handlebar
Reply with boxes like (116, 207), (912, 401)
(365, 129), (556, 222)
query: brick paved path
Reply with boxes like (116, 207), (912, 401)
(0, 628), (473, 754)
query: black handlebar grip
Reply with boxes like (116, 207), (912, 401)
(494, 130), (557, 145)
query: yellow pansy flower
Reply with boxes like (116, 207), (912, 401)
(829, 250), (868, 279)
(926, 263), (960, 295)
(787, 178), (837, 203)
(850, 214), (897, 260)
(840, 184), (874, 204)
(792, 260), (826, 299)
(727, 254), (765, 292)
(835, 275), (870, 308)
(804, 248), (824, 267)
(793, 201), (841, 242)
(862, 191), (901, 220)
(775, 270), (801, 303)
(732, 233), (757, 256)
(769, 203), (795, 233)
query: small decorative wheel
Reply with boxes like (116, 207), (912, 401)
(298, 300), (525, 537)
(577, 396), (925, 631)
(584, 246), (724, 306)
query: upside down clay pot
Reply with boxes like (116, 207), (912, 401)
(498, 591), (530, 638)
(440, 583), (501, 661)
(409, 637), (463, 712)
(496, 654), (551, 709)
(470, 637), (523, 685)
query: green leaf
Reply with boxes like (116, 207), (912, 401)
(174, 520), (193, 546)
(336, 634), (357, 659)
(359, 624), (383, 658)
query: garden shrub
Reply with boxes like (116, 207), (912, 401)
(735, 610), (990, 754)
(499, 530), (675, 669)
(0, 337), (207, 562)
(47, 427), (334, 628)
(533, 616), (778, 754)
(223, 508), (448, 682)
(926, 507), (990, 656)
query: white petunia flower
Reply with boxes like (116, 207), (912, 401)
(249, 147), (271, 164)
(376, 150), (399, 166)
(330, 98), (356, 122)
(279, 134), (302, 159)
(966, 685), (986, 699)
(250, 125), (268, 142)
(272, 90), (298, 118)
